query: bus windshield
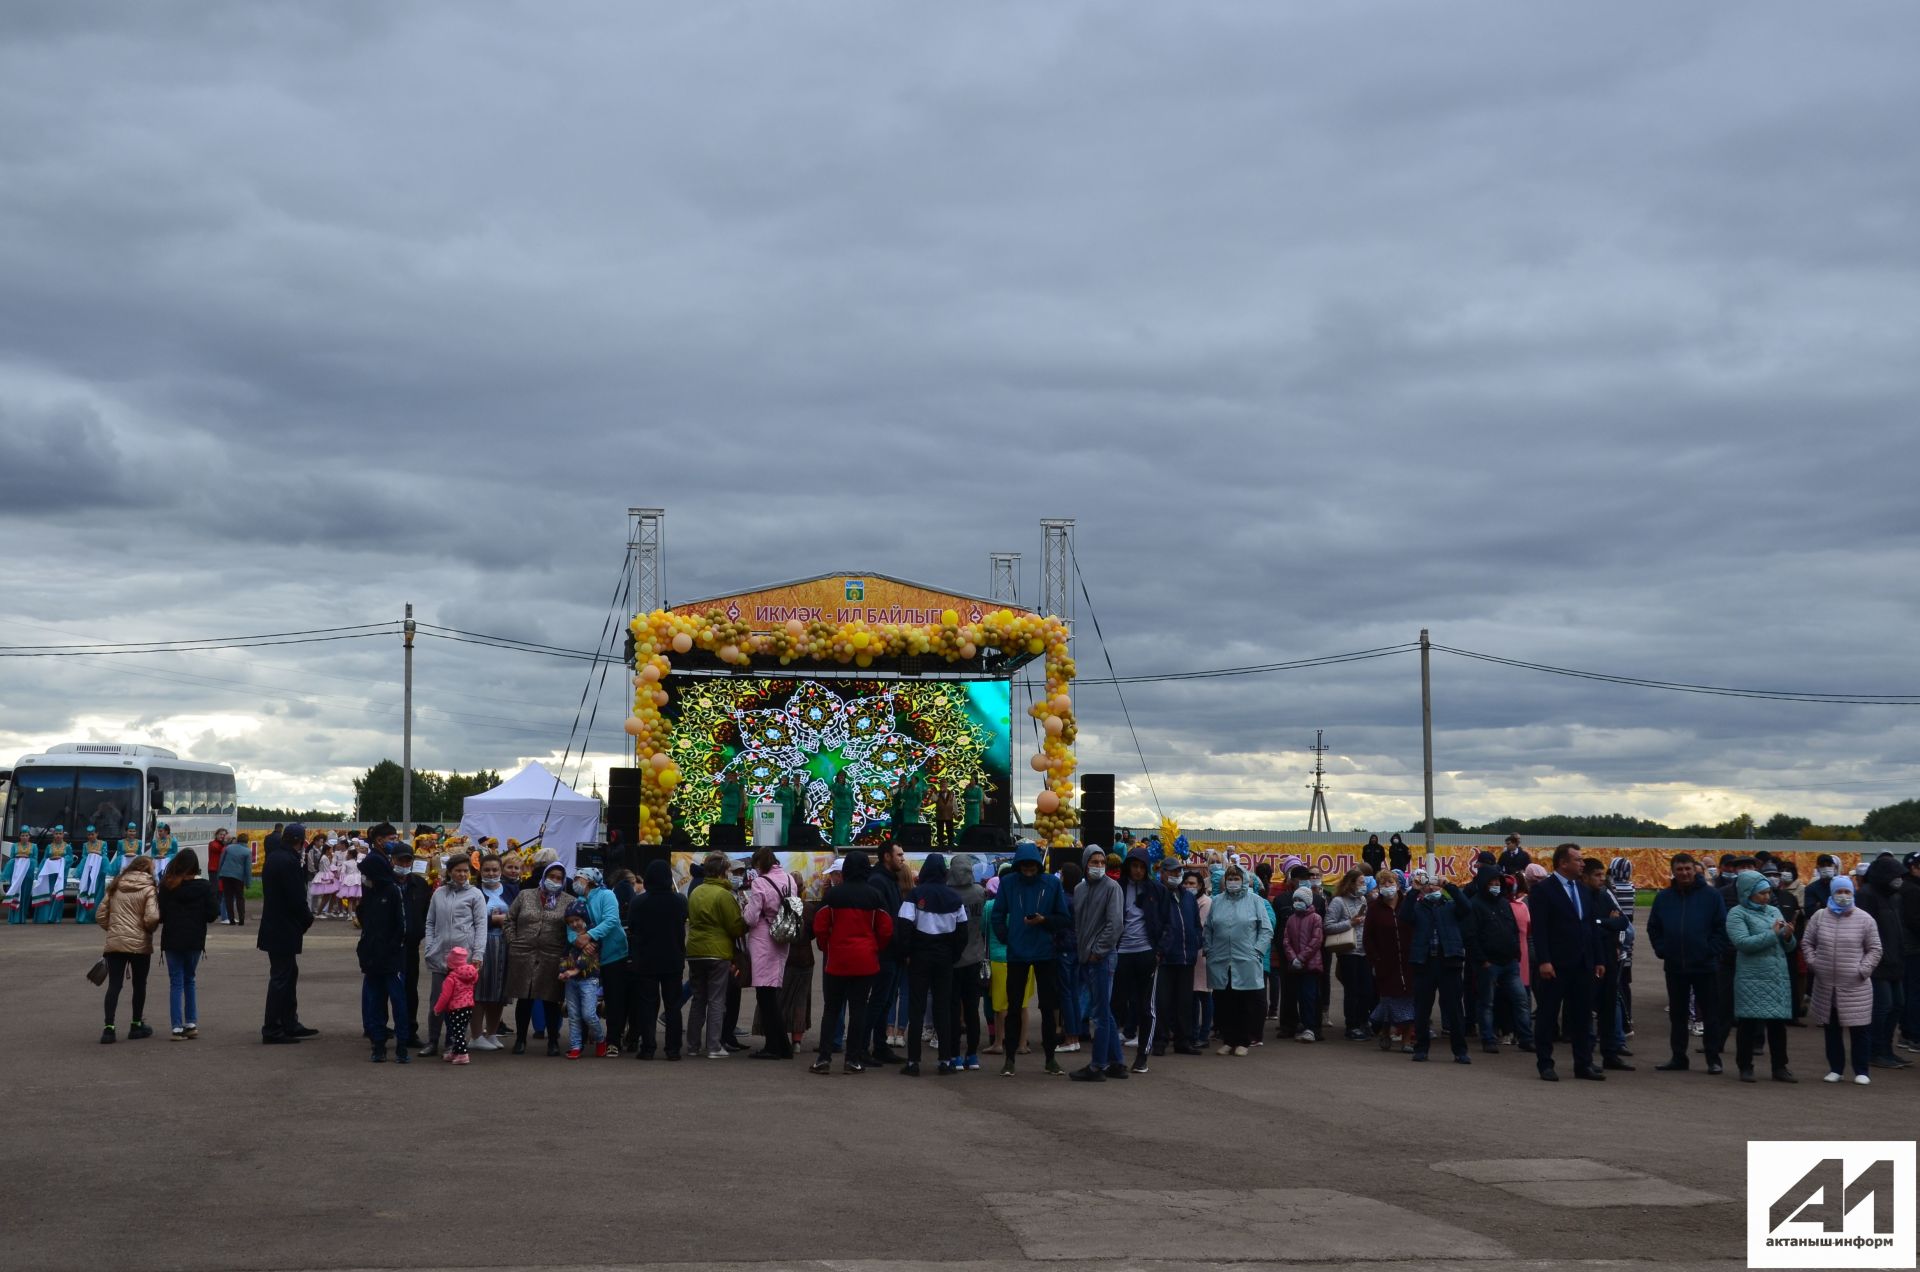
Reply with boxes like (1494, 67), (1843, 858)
(4, 768), (144, 840)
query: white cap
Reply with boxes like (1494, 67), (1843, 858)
(827, 857), (845, 874)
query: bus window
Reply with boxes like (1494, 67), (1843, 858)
(149, 768), (180, 816)
(6, 769), (76, 838)
(219, 773), (238, 816)
(190, 772), (210, 816)
(77, 770), (144, 837)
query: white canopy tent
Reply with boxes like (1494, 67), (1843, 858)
(456, 762), (602, 870)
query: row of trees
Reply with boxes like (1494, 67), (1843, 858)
(352, 760), (503, 823)
(1411, 798), (1920, 843)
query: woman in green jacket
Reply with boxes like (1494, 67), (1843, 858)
(1725, 870), (1797, 1084)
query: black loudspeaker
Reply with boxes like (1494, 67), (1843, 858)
(1079, 772), (1115, 848)
(708, 823), (746, 851)
(788, 822), (822, 849)
(959, 823), (1009, 853)
(574, 843), (607, 872)
(895, 822), (932, 851)
(607, 767), (641, 849)
(608, 767), (642, 802)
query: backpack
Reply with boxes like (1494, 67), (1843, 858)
(768, 875), (805, 945)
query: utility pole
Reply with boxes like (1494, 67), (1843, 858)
(402, 604), (415, 828)
(1307, 730), (1331, 832)
(1420, 627), (1434, 862)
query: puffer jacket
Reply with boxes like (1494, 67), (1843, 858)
(1725, 871), (1795, 1021)
(741, 863), (793, 988)
(1802, 902), (1882, 1027)
(424, 881), (488, 973)
(97, 869), (160, 954)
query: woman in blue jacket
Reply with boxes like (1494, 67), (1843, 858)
(1203, 862), (1272, 1056)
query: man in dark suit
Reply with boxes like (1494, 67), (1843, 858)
(257, 821), (317, 1044)
(1528, 843), (1607, 1081)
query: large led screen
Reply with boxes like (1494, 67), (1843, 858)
(662, 677), (1010, 843)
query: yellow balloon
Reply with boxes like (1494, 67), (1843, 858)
(851, 631), (870, 649)
(658, 767), (681, 791)
(942, 609), (958, 627)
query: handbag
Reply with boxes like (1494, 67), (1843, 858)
(768, 876), (805, 945)
(86, 958), (108, 986)
(1323, 926), (1357, 954)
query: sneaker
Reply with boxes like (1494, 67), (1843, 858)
(809, 1060), (832, 1075)
(1898, 1038), (1920, 1053)
(1131, 1057), (1150, 1074)
(567, 1048), (582, 1059)
(1688, 1020), (1704, 1036)
(965, 1054), (980, 1070)
(1297, 1031), (1316, 1044)
(1217, 1044), (1234, 1056)
(900, 1062), (921, 1076)
(128, 1023), (153, 1041)
(706, 1048), (728, 1059)
(468, 1035), (494, 1051)
(171, 1028), (187, 1041)
(371, 1046), (387, 1063)
(1043, 1056), (1065, 1076)
(843, 1061), (864, 1074)
(1854, 1073), (1872, 1086)
(1232, 1045), (1249, 1056)
(594, 1042), (609, 1058)
(184, 1025), (198, 1039)
(395, 1047), (411, 1064)
(100, 1027), (116, 1045)
(1823, 1071), (1843, 1083)
(1068, 1065), (1106, 1082)
(1104, 1062), (1130, 1080)
(451, 1053), (469, 1065)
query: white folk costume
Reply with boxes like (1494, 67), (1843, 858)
(32, 838), (69, 923)
(74, 834), (110, 917)
(3, 838), (35, 924)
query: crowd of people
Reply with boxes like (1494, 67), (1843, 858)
(4, 824), (253, 928)
(72, 822), (1920, 1088)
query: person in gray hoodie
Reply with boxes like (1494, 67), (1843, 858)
(947, 852), (989, 1070)
(1069, 844), (1126, 1082)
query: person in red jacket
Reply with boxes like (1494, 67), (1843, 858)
(811, 850), (894, 1075)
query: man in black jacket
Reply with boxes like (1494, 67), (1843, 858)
(257, 821), (317, 1044)
(1466, 866), (1530, 1054)
(628, 859), (689, 1060)
(356, 851), (411, 1063)
(863, 839), (906, 1065)
(383, 837), (433, 1050)
(1498, 835), (1530, 877)
(1646, 853), (1728, 1073)
(1582, 858), (1635, 1071)
(1859, 855), (1910, 1069)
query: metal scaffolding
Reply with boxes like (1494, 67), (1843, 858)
(628, 507), (664, 615)
(1040, 518), (1074, 624)
(989, 551), (1021, 606)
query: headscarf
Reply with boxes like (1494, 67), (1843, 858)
(1827, 874), (1855, 915)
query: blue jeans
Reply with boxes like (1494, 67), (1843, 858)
(361, 971), (408, 1045)
(1057, 949), (1087, 1036)
(1191, 989), (1214, 1047)
(1083, 954), (1120, 1068)
(1297, 972), (1320, 1034)
(1871, 980), (1900, 1056)
(566, 977), (606, 1051)
(165, 950), (201, 1030)
(1477, 960), (1533, 1046)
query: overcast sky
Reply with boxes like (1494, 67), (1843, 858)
(2, 1), (1915, 833)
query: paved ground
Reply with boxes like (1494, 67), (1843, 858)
(3, 915), (1908, 1272)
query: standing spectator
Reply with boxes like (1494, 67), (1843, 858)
(470, 853), (516, 1051)
(1067, 845), (1122, 1082)
(1647, 853), (1728, 1073)
(157, 851), (218, 1041)
(686, 852), (746, 1059)
(1281, 885), (1325, 1043)
(1857, 856), (1910, 1069)
(1406, 875), (1471, 1064)
(1802, 875), (1881, 1084)
(1498, 835), (1530, 877)
(1467, 865), (1531, 1055)
(1365, 870), (1415, 1051)
(355, 849), (411, 1063)
(1388, 834), (1411, 873)
(571, 866), (629, 1058)
(217, 832), (251, 926)
(1763, 861), (1804, 1024)
(896, 852), (967, 1075)
(742, 847), (796, 1060)
(1901, 852), (1920, 1052)
(1582, 858), (1636, 1071)
(862, 839), (908, 1065)
(386, 839), (433, 1052)
(810, 850), (894, 1075)
(558, 903), (607, 1059)
(1725, 870), (1797, 1083)
(207, 829), (231, 925)
(422, 855), (486, 1058)
(97, 856), (161, 1043)
(257, 822), (316, 1046)
(1053, 861), (1085, 1056)
(946, 852), (988, 1070)
(434, 946), (481, 1065)
(628, 859), (689, 1061)
(1112, 845), (1169, 1073)
(991, 841), (1072, 1078)
(1152, 855), (1201, 1056)
(504, 857), (570, 1057)
(1361, 835), (1385, 875)
(1324, 869), (1371, 1042)
(1528, 843), (1605, 1082)
(1203, 862), (1271, 1056)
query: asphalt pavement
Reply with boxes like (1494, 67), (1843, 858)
(3, 914), (1907, 1272)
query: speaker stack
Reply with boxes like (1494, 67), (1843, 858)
(607, 767), (641, 856)
(1080, 773), (1115, 851)
(894, 822), (932, 852)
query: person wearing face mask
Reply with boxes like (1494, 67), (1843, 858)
(1856, 855), (1910, 1070)
(1152, 860), (1203, 1057)
(355, 849), (412, 1063)
(1801, 874), (1881, 1084)
(1467, 866), (1531, 1055)
(1388, 835), (1411, 874)
(422, 856), (488, 1058)
(1323, 869), (1371, 1041)
(1281, 886), (1325, 1043)
(1203, 864), (1272, 1055)
(1067, 845), (1125, 1081)
(1361, 835), (1385, 875)
(1364, 869), (1415, 1052)
(257, 822), (318, 1045)
(568, 866), (631, 1057)
(1725, 870), (1797, 1083)
(468, 853), (517, 1051)
(504, 858), (571, 1056)
(1404, 875), (1471, 1064)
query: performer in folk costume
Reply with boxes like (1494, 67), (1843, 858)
(720, 774), (746, 830)
(32, 827), (71, 923)
(829, 771), (854, 847)
(934, 781), (960, 849)
(148, 822), (178, 880)
(74, 826), (112, 919)
(773, 776), (798, 844)
(3, 830), (37, 924)
(963, 779), (983, 830)
(115, 823), (139, 879)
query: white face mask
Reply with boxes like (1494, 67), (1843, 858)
(1379, 887), (1399, 901)
(1487, 886), (1502, 898)
(1817, 867), (1836, 879)
(1224, 880), (1245, 896)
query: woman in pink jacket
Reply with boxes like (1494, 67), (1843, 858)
(742, 848), (795, 1060)
(1800, 874), (1881, 1085)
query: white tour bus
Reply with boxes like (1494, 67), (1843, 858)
(3, 744), (238, 863)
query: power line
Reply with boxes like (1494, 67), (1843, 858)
(1433, 644), (1920, 705)
(1070, 540), (1162, 821)
(0, 622), (398, 653)
(0, 629), (399, 657)
(1076, 645), (1419, 685)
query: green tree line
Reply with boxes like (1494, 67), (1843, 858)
(351, 760), (503, 823)
(1411, 797), (1920, 842)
